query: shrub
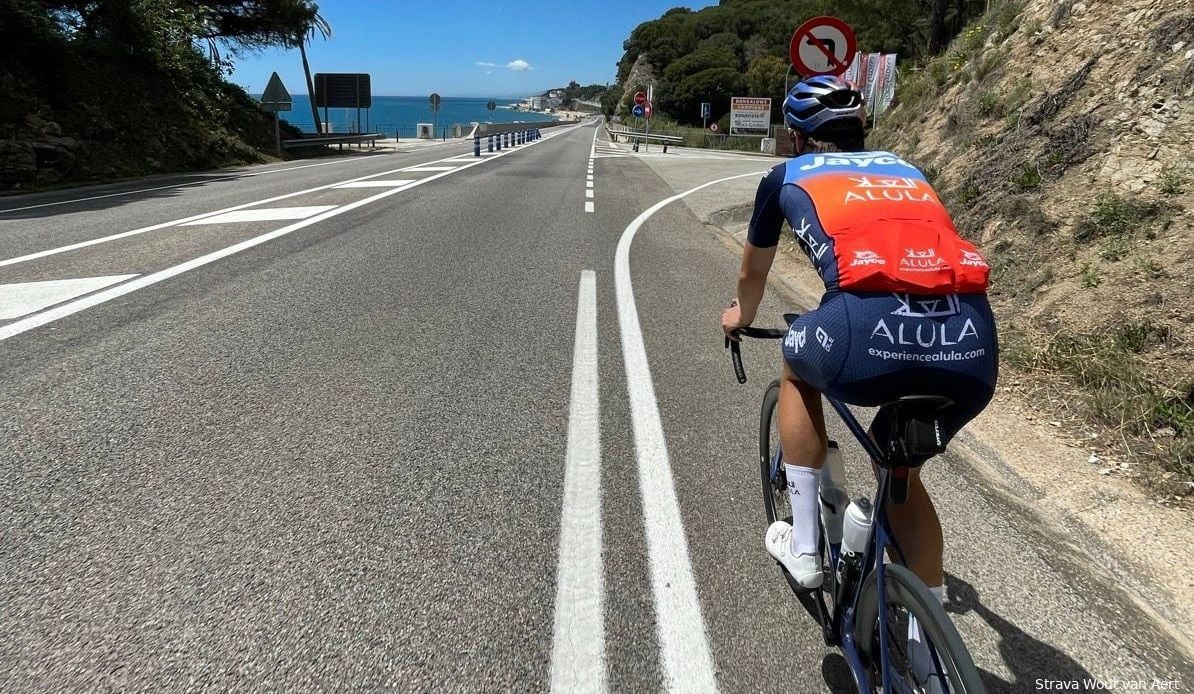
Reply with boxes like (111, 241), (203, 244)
(1010, 162), (1042, 189)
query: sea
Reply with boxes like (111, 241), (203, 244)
(257, 95), (558, 137)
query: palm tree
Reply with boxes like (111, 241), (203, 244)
(295, 9), (331, 134)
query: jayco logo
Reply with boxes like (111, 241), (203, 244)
(850, 250), (885, 267)
(799, 153), (917, 171)
(784, 326), (807, 354)
(900, 248), (945, 272)
(961, 250), (989, 268)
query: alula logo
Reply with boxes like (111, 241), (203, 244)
(900, 248), (945, 272)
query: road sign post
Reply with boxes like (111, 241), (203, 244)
(260, 72), (292, 156)
(429, 92), (441, 139)
(790, 16), (857, 78)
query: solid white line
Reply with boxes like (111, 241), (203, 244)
(402, 166), (456, 172)
(614, 170), (764, 693)
(550, 270), (606, 694)
(0, 151), (514, 343)
(585, 202), (595, 213)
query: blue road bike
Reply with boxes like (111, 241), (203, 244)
(728, 316), (985, 694)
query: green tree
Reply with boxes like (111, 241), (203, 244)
(661, 67), (747, 126)
(745, 55), (789, 122)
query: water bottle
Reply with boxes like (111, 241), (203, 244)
(840, 496), (874, 558)
(818, 441), (849, 545)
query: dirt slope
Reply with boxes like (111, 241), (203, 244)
(872, 0), (1193, 498)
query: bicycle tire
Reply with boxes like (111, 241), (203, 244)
(854, 564), (985, 693)
(758, 379), (787, 526)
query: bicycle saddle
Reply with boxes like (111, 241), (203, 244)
(870, 395), (954, 467)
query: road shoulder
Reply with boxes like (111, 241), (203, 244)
(634, 148), (1193, 652)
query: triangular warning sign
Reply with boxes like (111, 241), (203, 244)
(262, 72), (291, 105)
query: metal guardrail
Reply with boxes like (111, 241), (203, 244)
(282, 133), (383, 150)
(606, 126), (684, 145)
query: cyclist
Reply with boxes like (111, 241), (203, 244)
(720, 76), (998, 605)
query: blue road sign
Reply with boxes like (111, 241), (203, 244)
(632, 104), (645, 118)
(701, 102), (711, 119)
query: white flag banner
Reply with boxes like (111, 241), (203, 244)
(863, 53), (882, 113)
(873, 54), (899, 116)
(845, 52), (863, 86)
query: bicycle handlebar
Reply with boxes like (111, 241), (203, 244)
(726, 326), (786, 384)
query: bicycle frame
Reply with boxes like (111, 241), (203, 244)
(735, 325), (954, 692)
(770, 391), (949, 693)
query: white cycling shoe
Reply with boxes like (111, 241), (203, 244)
(765, 521), (822, 589)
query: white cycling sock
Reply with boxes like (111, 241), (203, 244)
(783, 464), (821, 555)
(909, 585), (946, 685)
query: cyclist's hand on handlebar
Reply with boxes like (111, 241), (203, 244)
(721, 298), (750, 341)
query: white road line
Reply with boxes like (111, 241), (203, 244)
(0, 132), (565, 269)
(550, 270), (607, 694)
(0, 275), (138, 320)
(181, 206), (335, 225)
(614, 170), (764, 693)
(0, 158), (376, 216)
(334, 180), (416, 188)
(0, 152), (515, 343)
(585, 190), (594, 199)
(0, 165), (423, 268)
(402, 166), (456, 172)
(585, 202), (594, 213)
(586, 181), (594, 188)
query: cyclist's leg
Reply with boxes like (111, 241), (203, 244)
(765, 362), (829, 586)
(777, 361), (828, 470)
(884, 467), (944, 588)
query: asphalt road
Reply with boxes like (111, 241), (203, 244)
(1, 121), (1190, 692)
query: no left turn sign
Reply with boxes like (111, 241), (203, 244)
(790, 16), (856, 77)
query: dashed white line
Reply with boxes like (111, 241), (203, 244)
(585, 202), (594, 213)
(550, 270), (607, 694)
(614, 170), (765, 693)
(585, 190), (594, 199)
(181, 206), (335, 225)
(334, 180), (416, 188)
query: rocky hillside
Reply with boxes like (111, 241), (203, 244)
(872, 0), (1192, 492)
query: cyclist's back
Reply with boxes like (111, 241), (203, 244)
(748, 148), (998, 451)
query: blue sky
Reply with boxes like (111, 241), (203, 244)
(229, 0), (719, 98)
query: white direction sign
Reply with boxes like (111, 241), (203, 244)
(729, 97), (771, 137)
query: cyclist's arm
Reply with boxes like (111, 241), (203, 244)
(735, 241), (776, 325)
(735, 165), (785, 325)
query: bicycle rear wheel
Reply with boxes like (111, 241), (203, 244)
(758, 379), (788, 525)
(854, 564), (985, 693)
